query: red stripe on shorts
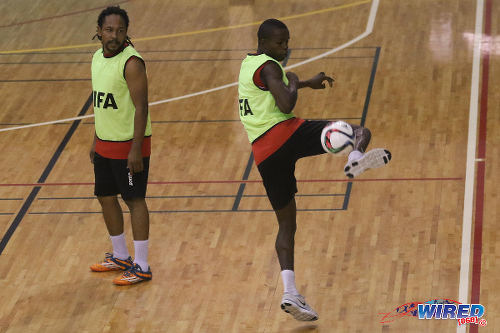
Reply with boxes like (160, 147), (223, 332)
(95, 136), (151, 159)
(252, 118), (304, 166)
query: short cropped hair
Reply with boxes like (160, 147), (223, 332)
(257, 19), (288, 40)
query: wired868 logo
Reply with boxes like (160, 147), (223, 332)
(379, 299), (487, 327)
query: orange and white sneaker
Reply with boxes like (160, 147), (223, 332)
(113, 263), (152, 285)
(90, 253), (133, 272)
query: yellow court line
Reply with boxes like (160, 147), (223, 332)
(0, 0), (370, 54)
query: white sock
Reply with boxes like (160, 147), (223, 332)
(110, 233), (129, 260)
(348, 150), (363, 162)
(133, 240), (149, 271)
(281, 270), (299, 295)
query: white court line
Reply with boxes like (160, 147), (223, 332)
(0, 114), (96, 132)
(0, 0), (379, 133)
(457, 0), (483, 332)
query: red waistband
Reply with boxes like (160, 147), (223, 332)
(252, 118), (304, 165)
(95, 136), (151, 159)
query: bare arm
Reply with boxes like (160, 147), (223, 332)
(125, 57), (148, 174)
(261, 64), (335, 114)
(261, 61), (298, 114)
(297, 72), (334, 89)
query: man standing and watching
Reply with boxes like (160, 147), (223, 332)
(89, 6), (152, 286)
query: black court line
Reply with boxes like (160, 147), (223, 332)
(0, 61), (92, 65)
(242, 193), (345, 197)
(136, 46), (378, 53)
(0, 124), (28, 126)
(28, 208), (344, 214)
(231, 153), (255, 211)
(0, 1), (131, 28)
(360, 47), (380, 128)
(0, 79), (90, 83)
(0, 46), (379, 56)
(146, 119), (241, 124)
(342, 182), (353, 210)
(0, 117), (362, 128)
(0, 93), (92, 255)
(0, 198), (22, 201)
(342, 46), (381, 209)
(84, 117), (362, 125)
(37, 193), (345, 200)
(0, 56), (375, 66)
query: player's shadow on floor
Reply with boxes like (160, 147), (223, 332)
(291, 324), (319, 332)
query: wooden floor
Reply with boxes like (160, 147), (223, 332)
(0, 0), (498, 332)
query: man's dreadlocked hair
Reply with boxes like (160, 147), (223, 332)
(92, 5), (134, 46)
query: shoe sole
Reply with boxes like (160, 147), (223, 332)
(90, 262), (132, 272)
(281, 302), (318, 321)
(113, 276), (152, 285)
(113, 279), (150, 286)
(344, 148), (391, 178)
(90, 266), (122, 272)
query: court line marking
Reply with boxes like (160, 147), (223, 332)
(0, 1), (131, 29)
(0, 46), (378, 56)
(0, 1), (370, 54)
(26, 208), (345, 214)
(0, 177), (463, 187)
(342, 46), (380, 210)
(0, 79), (90, 83)
(27, 209), (345, 214)
(469, 0), (490, 332)
(0, 117), (363, 126)
(0, 0), (378, 133)
(457, 1), (484, 332)
(0, 56), (375, 65)
(34, 193), (346, 200)
(0, 94), (93, 255)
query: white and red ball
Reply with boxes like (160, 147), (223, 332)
(320, 121), (354, 155)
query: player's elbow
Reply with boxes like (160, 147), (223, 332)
(277, 97), (296, 114)
(278, 103), (294, 114)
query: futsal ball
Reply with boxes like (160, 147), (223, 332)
(320, 121), (354, 155)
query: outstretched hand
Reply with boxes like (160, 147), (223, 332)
(307, 72), (334, 89)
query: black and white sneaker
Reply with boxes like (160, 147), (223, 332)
(281, 293), (318, 321)
(344, 148), (391, 178)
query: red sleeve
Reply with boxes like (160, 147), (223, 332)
(253, 60), (274, 91)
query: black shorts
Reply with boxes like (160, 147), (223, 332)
(93, 152), (150, 200)
(256, 120), (329, 210)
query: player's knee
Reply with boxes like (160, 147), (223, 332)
(124, 197), (147, 210)
(97, 195), (117, 206)
(277, 219), (297, 236)
(358, 127), (371, 140)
